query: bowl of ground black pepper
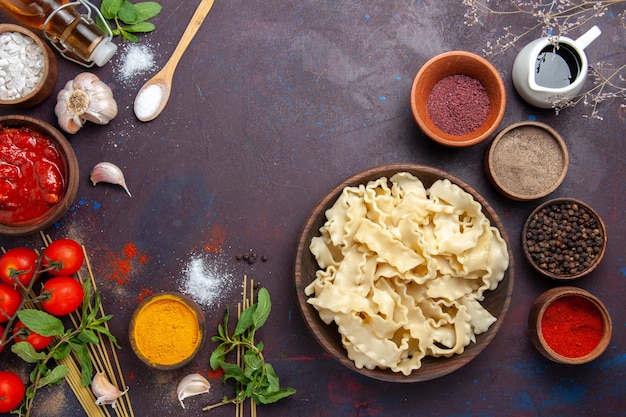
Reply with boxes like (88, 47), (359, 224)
(410, 51), (506, 147)
(522, 198), (606, 280)
(528, 286), (612, 364)
(0, 24), (58, 109)
(485, 121), (569, 200)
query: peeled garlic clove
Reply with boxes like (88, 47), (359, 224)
(177, 373), (211, 409)
(90, 162), (132, 197)
(91, 372), (128, 408)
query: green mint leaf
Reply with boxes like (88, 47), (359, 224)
(123, 22), (156, 33)
(242, 351), (263, 378)
(122, 30), (140, 43)
(220, 362), (248, 384)
(12, 342), (45, 363)
(254, 387), (297, 405)
(209, 343), (226, 370)
(71, 342), (93, 386)
(117, 0), (139, 24)
(38, 365), (69, 388)
(234, 304), (256, 336)
(253, 288), (271, 329)
(100, 0), (124, 19)
(264, 363), (280, 392)
(78, 329), (100, 345)
(17, 309), (64, 337)
(52, 342), (72, 360)
(133, 2), (162, 23)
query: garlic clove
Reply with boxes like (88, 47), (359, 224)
(91, 372), (128, 408)
(177, 373), (211, 409)
(90, 162), (132, 197)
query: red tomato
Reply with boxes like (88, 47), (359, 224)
(0, 283), (22, 323)
(0, 371), (25, 413)
(0, 247), (39, 287)
(43, 238), (84, 276)
(40, 276), (84, 316)
(12, 320), (53, 351)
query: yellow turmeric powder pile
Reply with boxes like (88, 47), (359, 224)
(132, 295), (201, 366)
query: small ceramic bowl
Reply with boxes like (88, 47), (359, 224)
(0, 115), (79, 236)
(129, 292), (205, 370)
(528, 286), (612, 364)
(0, 24), (58, 109)
(410, 51), (506, 147)
(522, 198), (606, 280)
(485, 121), (569, 200)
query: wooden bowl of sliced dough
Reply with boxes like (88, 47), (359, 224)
(294, 164), (514, 382)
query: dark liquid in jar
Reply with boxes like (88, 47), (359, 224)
(534, 44), (581, 88)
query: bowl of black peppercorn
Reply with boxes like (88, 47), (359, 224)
(522, 198), (607, 280)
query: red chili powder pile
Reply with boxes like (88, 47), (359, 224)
(105, 243), (149, 285)
(204, 225), (225, 254)
(427, 74), (490, 136)
(541, 295), (604, 358)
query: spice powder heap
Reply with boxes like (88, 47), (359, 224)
(541, 295), (604, 358)
(490, 125), (565, 197)
(132, 294), (201, 366)
(427, 74), (490, 136)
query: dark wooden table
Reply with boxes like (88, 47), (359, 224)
(1, 1), (625, 416)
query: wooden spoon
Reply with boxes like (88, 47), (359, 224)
(134, 0), (216, 122)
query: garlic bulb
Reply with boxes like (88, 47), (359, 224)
(55, 72), (118, 134)
(90, 162), (132, 197)
(91, 372), (128, 408)
(177, 373), (211, 409)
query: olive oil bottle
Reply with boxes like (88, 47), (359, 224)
(0, 0), (117, 67)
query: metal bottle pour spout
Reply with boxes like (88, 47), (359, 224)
(43, 0), (116, 67)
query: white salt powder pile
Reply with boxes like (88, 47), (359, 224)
(0, 31), (45, 100)
(116, 43), (155, 83)
(134, 83), (164, 120)
(179, 254), (236, 308)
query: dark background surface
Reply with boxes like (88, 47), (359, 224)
(1, 1), (625, 416)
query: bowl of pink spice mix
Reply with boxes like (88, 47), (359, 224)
(410, 51), (506, 147)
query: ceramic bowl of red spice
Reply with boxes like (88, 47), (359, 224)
(528, 286), (612, 364)
(0, 115), (79, 236)
(410, 51), (506, 147)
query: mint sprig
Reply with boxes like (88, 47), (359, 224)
(98, 0), (162, 42)
(204, 288), (295, 411)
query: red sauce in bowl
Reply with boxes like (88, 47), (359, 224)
(0, 127), (66, 226)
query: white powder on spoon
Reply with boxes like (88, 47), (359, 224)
(134, 83), (163, 121)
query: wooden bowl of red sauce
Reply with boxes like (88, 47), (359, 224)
(0, 115), (79, 236)
(528, 286), (612, 365)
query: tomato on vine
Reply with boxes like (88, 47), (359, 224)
(0, 371), (25, 413)
(43, 238), (84, 276)
(0, 283), (22, 323)
(40, 276), (84, 316)
(0, 247), (39, 287)
(12, 320), (53, 351)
